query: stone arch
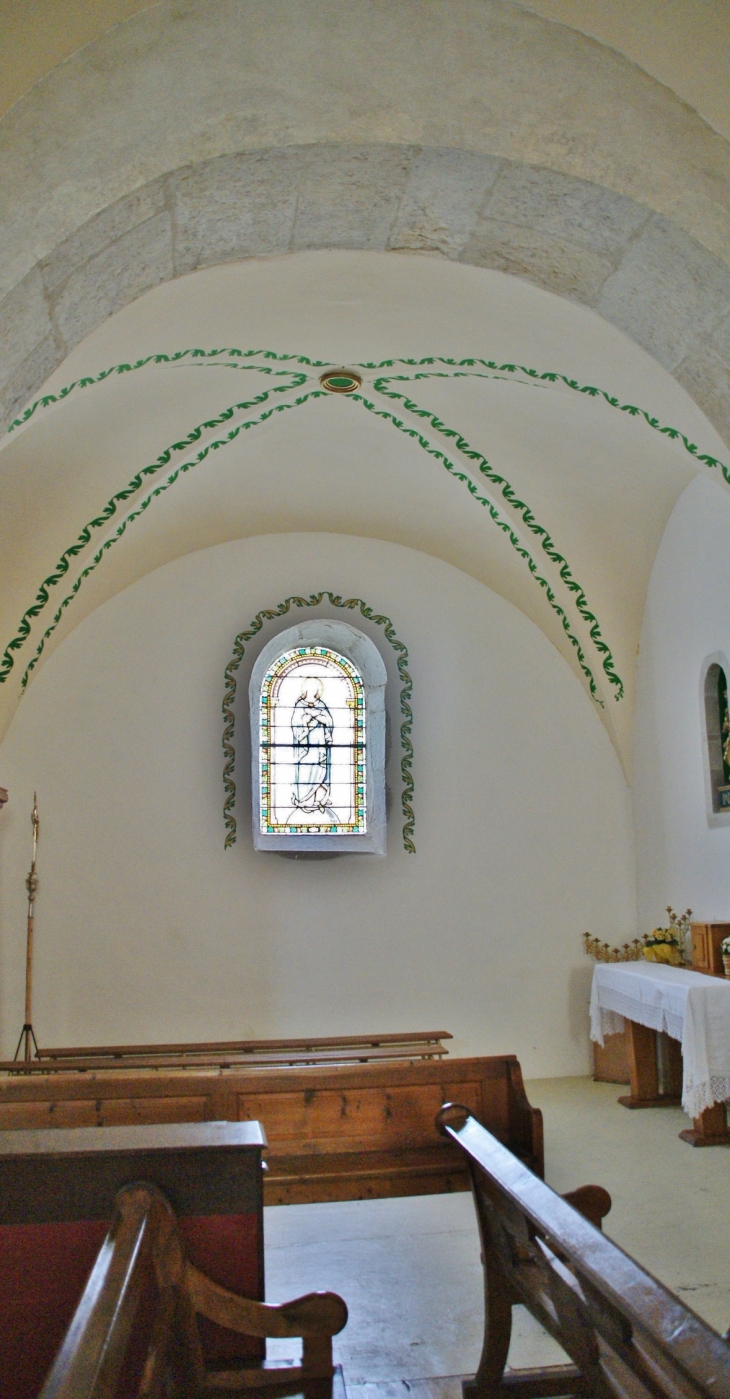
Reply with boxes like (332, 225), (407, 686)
(2, 0), (730, 445)
(3, 144), (730, 444)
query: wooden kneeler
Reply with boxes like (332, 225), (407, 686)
(40, 1184), (348, 1399)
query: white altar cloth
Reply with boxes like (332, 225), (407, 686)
(590, 961), (730, 1119)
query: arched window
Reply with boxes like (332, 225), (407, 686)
(250, 621), (386, 853)
(261, 646), (365, 836)
(703, 660), (730, 813)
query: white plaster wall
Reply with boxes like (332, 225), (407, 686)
(634, 475), (730, 927)
(0, 534), (636, 1073)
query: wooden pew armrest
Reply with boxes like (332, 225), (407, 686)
(186, 1265), (348, 1340)
(186, 1265), (348, 1381)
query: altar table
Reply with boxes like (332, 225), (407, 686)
(590, 961), (730, 1146)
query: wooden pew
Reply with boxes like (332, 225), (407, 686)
(436, 1103), (730, 1399)
(39, 1182), (347, 1399)
(0, 1121), (267, 1399)
(0, 1055), (543, 1202)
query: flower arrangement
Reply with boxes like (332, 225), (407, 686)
(643, 907), (692, 966)
(642, 927), (683, 966)
(583, 907), (692, 966)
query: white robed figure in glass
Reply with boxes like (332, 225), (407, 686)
(291, 681), (334, 813)
(259, 644), (366, 836)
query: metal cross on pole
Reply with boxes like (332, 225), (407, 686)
(14, 793), (40, 1062)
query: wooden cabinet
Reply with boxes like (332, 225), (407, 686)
(690, 922), (730, 977)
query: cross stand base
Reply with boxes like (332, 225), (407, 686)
(13, 1023), (39, 1063)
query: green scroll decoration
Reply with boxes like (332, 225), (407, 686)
(222, 593), (415, 853)
(1, 352), (616, 704)
(5, 345), (727, 708)
(5, 382), (322, 689)
(351, 391), (606, 703)
(9, 349), (729, 484)
(362, 357), (730, 484)
(6, 351), (331, 434)
(360, 378), (622, 698)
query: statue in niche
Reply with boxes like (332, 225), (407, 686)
(291, 680), (334, 813)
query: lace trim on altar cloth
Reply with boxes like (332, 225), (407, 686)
(590, 987), (730, 1119)
(683, 1074), (730, 1120)
(590, 987), (684, 1046)
(589, 1005), (625, 1044)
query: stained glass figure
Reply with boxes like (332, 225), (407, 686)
(719, 668), (730, 784)
(260, 646), (366, 835)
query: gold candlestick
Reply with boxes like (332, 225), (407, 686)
(14, 794), (40, 1063)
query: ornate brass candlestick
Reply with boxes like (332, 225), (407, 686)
(14, 794), (40, 1062)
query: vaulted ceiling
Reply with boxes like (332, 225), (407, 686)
(1, 0), (729, 778)
(1, 249), (725, 776)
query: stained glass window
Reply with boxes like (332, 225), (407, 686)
(260, 646), (366, 835)
(703, 659), (730, 815)
(719, 668), (730, 786)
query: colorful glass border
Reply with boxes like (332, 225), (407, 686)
(260, 645), (366, 835)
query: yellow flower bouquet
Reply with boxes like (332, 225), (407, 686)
(642, 928), (683, 966)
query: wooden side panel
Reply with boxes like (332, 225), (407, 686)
(237, 1079), (483, 1152)
(593, 1032), (630, 1084)
(0, 1095), (209, 1131)
(626, 1019), (659, 1101)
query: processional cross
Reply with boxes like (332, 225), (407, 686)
(14, 793), (40, 1062)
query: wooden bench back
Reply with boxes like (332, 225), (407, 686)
(437, 1103), (730, 1399)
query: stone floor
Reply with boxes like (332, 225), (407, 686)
(264, 1076), (730, 1389)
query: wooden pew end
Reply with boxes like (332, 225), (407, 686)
(437, 1108), (730, 1399)
(437, 1104), (611, 1229)
(39, 1184), (348, 1399)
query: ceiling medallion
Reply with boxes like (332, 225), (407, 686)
(318, 370), (363, 394)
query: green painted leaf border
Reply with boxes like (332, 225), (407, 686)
(9, 350), (727, 484)
(352, 389), (619, 702)
(12, 387), (323, 689)
(4, 345), (725, 708)
(222, 593), (415, 854)
(2, 358), (610, 703)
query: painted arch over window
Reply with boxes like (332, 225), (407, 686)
(249, 620), (387, 854)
